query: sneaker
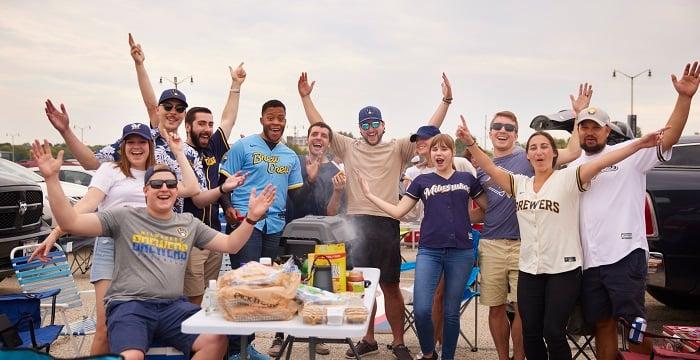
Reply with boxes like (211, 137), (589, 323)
(391, 344), (412, 360)
(316, 342), (330, 355)
(228, 344), (270, 360)
(268, 337), (284, 357)
(345, 339), (379, 358)
(417, 351), (439, 360)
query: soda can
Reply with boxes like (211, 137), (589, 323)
(628, 317), (647, 344)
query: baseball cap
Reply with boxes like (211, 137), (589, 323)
(410, 125), (441, 142)
(158, 89), (188, 107)
(358, 106), (382, 123)
(121, 123), (152, 142)
(144, 165), (177, 185)
(576, 107), (610, 127)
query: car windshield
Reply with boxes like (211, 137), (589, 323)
(0, 159), (45, 182)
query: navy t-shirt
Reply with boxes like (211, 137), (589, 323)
(405, 171), (484, 249)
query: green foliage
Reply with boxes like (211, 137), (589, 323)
(287, 143), (308, 155)
(0, 142), (106, 162)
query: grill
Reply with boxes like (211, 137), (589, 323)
(0, 192), (20, 206)
(281, 215), (358, 268)
(0, 189), (43, 234)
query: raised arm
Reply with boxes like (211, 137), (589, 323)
(128, 33), (158, 128)
(191, 171), (246, 208)
(661, 61), (700, 151)
(219, 63), (246, 139)
(456, 115), (514, 196)
(44, 100), (101, 170)
(326, 171), (346, 216)
(204, 185), (276, 254)
(298, 72), (324, 125)
(427, 72), (453, 128)
(556, 83), (592, 165)
(579, 127), (667, 183)
(356, 171), (417, 219)
(165, 132), (201, 197)
(31, 140), (103, 237)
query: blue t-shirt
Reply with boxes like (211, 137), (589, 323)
(405, 171), (483, 249)
(477, 147), (534, 240)
(219, 134), (303, 234)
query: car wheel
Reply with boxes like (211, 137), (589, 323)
(647, 286), (700, 309)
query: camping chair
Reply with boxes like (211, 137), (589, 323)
(566, 303), (596, 359)
(458, 229), (480, 352)
(11, 243), (96, 356)
(59, 235), (95, 275)
(0, 289), (63, 352)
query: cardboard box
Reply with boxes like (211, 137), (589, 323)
(308, 243), (347, 293)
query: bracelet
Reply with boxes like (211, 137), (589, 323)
(219, 185), (226, 194)
(230, 89), (240, 93)
(442, 97), (453, 104)
(244, 216), (258, 225)
(466, 140), (477, 147)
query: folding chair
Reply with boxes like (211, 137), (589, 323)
(458, 229), (481, 352)
(59, 235), (95, 275)
(11, 243), (96, 356)
(0, 289), (63, 352)
(566, 303), (596, 359)
(399, 261), (418, 337)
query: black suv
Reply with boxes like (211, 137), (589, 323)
(0, 173), (51, 282)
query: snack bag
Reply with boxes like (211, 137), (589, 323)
(308, 243), (347, 293)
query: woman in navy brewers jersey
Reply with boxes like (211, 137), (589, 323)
(358, 134), (487, 360)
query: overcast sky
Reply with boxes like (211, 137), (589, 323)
(1, 0), (699, 148)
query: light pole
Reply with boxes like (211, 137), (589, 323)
(612, 68), (652, 137)
(73, 125), (91, 143)
(159, 75), (194, 90)
(5, 132), (20, 162)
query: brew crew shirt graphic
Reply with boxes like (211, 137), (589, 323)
(510, 166), (587, 275)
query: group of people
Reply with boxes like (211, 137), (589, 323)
(27, 32), (699, 360)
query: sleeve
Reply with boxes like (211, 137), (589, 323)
(219, 141), (245, 178)
(510, 174), (523, 199)
(454, 157), (477, 177)
(404, 166), (420, 181)
(405, 176), (422, 200)
(561, 165), (587, 193)
(95, 207), (128, 238)
(192, 217), (221, 249)
(630, 144), (672, 173)
(329, 132), (352, 159)
(89, 163), (116, 194)
(288, 154), (303, 190)
(398, 137), (418, 163)
(468, 175), (484, 199)
(94, 138), (122, 163)
(211, 127), (231, 161)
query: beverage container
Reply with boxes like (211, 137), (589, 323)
(346, 270), (365, 293)
(204, 279), (219, 315)
(628, 317), (647, 344)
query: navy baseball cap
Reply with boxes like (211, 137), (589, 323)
(358, 106), (382, 123)
(121, 123), (152, 142)
(410, 125), (441, 142)
(144, 165), (177, 185)
(158, 89), (188, 107)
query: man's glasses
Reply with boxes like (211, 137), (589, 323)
(161, 103), (187, 113)
(148, 179), (178, 189)
(360, 121), (382, 131)
(491, 122), (517, 132)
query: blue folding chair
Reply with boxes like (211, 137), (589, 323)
(459, 229), (481, 352)
(0, 289), (63, 352)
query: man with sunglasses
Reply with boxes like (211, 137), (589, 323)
(32, 139), (276, 360)
(474, 86), (589, 360)
(297, 72), (452, 360)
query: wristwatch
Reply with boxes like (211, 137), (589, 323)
(244, 217), (258, 225)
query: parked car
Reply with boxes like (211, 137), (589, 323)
(30, 165), (94, 187)
(0, 159), (87, 227)
(0, 173), (51, 282)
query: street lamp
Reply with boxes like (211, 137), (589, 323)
(5, 132), (20, 162)
(73, 125), (91, 143)
(159, 75), (194, 90)
(612, 68), (652, 137)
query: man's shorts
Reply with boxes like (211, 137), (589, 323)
(90, 237), (114, 283)
(349, 215), (401, 283)
(478, 239), (520, 306)
(582, 248), (647, 324)
(106, 298), (200, 357)
(184, 248), (223, 297)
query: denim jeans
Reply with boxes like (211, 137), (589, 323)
(413, 247), (473, 360)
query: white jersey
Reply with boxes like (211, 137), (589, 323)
(511, 166), (586, 275)
(569, 141), (671, 269)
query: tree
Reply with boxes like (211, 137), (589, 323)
(287, 143), (308, 155)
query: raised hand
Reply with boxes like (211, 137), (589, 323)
(332, 172), (346, 192)
(638, 126), (671, 149)
(441, 72), (453, 100)
(229, 62), (246, 87)
(672, 61), (700, 98)
(456, 115), (474, 144)
(128, 33), (145, 65)
(570, 83), (593, 114)
(354, 169), (371, 195)
(247, 184), (276, 220)
(298, 72), (316, 97)
(305, 155), (321, 183)
(222, 171), (247, 192)
(45, 99), (70, 133)
(31, 139), (63, 178)
(165, 132), (183, 153)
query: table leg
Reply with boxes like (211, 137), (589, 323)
(275, 336), (291, 360)
(346, 338), (361, 360)
(285, 336), (294, 360)
(308, 337), (317, 360)
(241, 335), (248, 360)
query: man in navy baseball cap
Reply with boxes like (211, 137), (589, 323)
(357, 105), (384, 145)
(156, 89), (188, 134)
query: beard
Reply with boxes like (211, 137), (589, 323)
(581, 141), (606, 154)
(189, 129), (211, 148)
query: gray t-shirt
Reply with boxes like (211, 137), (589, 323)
(477, 147), (534, 240)
(97, 207), (219, 305)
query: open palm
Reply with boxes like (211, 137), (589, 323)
(672, 61), (700, 98)
(31, 139), (63, 178)
(44, 99), (70, 133)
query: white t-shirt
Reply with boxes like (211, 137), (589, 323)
(511, 166), (586, 275)
(89, 163), (147, 211)
(405, 157), (477, 181)
(568, 141), (671, 269)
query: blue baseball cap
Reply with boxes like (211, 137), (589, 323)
(121, 123), (152, 142)
(410, 125), (441, 142)
(158, 89), (188, 107)
(358, 106), (382, 123)
(144, 165), (177, 185)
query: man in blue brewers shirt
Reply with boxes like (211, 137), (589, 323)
(219, 99), (303, 360)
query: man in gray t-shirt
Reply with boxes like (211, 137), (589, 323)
(34, 141), (276, 360)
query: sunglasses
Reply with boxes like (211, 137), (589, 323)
(161, 103), (187, 113)
(360, 121), (382, 131)
(148, 179), (178, 189)
(491, 122), (517, 132)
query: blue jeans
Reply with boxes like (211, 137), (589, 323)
(413, 247), (473, 360)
